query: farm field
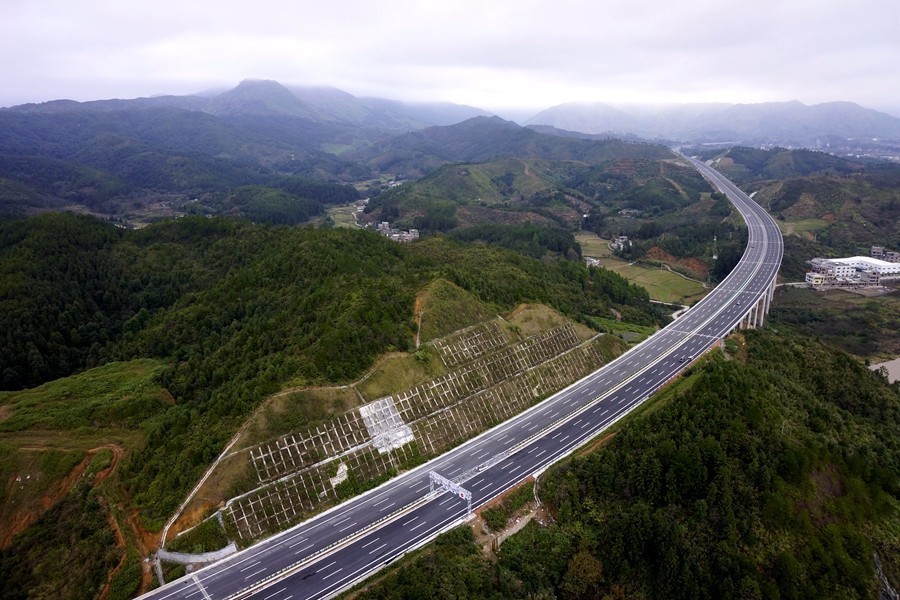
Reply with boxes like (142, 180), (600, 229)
(578, 232), (706, 304)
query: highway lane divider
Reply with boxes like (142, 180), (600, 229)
(227, 488), (449, 599)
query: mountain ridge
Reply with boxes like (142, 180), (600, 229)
(527, 99), (900, 145)
(2, 79), (491, 131)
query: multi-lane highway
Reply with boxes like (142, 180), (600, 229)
(141, 157), (782, 600)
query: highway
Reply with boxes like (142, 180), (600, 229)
(140, 157), (782, 600)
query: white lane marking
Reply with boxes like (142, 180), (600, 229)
(338, 521), (358, 532)
(361, 537), (381, 548)
(289, 536), (313, 548)
(368, 543), (388, 555)
(410, 521), (427, 531)
(244, 568), (266, 579)
(263, 588), (287, 600)
(332, 516), (351, 526)
(371, 497), (390, 507)
(379, 502), (395, 511)
(322, 567), (344, 580)
(401, 516), (419, 526)
(293, 543), (314, 555)
(239, 560), (260, 572)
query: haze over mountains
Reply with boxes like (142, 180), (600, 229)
(4, 79), (492, 131)
(527, 100), (900, 147)
(5, 79), (900, 149)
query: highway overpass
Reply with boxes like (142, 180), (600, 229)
(141, 156), (782, 600)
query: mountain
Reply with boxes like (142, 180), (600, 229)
(527, 100), (900, 147)
(3, 79), (490, 131)
(703, 146), (864, 183)
(349, 116), (673, 178)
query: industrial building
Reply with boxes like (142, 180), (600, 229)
(806, 255), (900, 288)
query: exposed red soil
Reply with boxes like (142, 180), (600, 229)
(167, 500), (220, 540)
(98, 496), (128, 600)
(646, 246), (709, 278)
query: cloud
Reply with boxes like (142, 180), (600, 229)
(1, 0), (897, 110)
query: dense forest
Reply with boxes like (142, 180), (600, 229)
(0, 213), (663, 528)
(354, 331), (900, 599)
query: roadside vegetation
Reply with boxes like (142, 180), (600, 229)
(348, 331), (900, 599)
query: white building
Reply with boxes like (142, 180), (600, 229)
(812, 256), (900, 279)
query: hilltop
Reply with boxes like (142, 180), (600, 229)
(347, 116), (671, 178)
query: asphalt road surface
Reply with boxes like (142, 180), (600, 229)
(141, 156), (782, 600)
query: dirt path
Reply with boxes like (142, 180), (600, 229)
(98, 497), (128, 600)
(0, 444), (124, 549)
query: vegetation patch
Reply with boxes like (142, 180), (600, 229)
(481, 482), (535, 532)
(575, 231), (613, 258)
(167, 517), (229, 555)
(357, 349), (446, 402)
(415, 278), (497, 343)
(771, 285), (900, 359)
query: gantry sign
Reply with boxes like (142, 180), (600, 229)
(428, 471), (472, 516)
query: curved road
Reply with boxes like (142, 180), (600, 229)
(141, 157), (782, 600)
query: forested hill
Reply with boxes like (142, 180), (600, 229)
(357, 330), (900, 599)
(348, 116), (673, 178)
(0, 212), (662, 524)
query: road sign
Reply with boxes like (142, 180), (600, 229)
(429, 471), (472, 516)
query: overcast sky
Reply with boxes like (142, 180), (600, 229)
(3, 0), (899, 115)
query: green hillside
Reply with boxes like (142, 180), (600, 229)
(706, 146), (863, 184)
(351, 116), (672, 178)
(0, 214), (665, 531)
(0, 359), (171, 600)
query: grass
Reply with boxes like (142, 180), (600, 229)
(575, 232), (613, 258)
(590, 257), (706, 304)
(327, 204), (360, 228)
(586, 317), (657, 343)
(167, 516), (230, 554)
(238, 386), (364, 451)
(0, 358), (170, 434)
(508, 304), (597, 341)
(777, 217), (829, 239)
(417, 278), (497, 343)
(0, 447), (85, 514)
(357, 347), (446, 401)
